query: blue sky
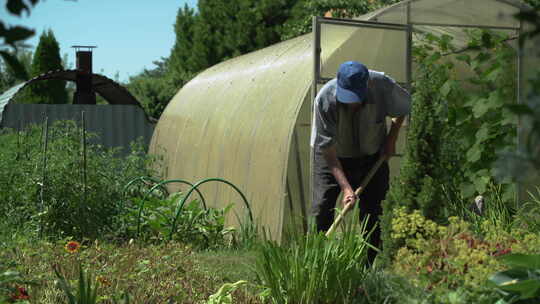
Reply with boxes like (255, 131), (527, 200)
(1, 0), (198, 82)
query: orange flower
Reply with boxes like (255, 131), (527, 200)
(65, 241), (81, 253)
(96, 276), (111, 287)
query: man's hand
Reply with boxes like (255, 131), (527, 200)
(342, 187), (358, 208)
(322, 145), (356, 208)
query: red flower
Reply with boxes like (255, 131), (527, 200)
(493, 247), (512, 257)
(10, 286), (30, 301)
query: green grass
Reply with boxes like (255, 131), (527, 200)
(193, 251), (258, 285)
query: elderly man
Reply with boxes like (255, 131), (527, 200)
(310, 61), (410, 261)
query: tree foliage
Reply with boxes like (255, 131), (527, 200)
(279, 0), (399, 40)
(20, 29), (68, 104)
(167, 5), (198, 90)
(167, 0), (298, 89)
(126, 59), (175, 122)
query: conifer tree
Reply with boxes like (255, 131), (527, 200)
(380, 42), (454, 265)
(167, 0), (297, 89)
(24, 29), (68, 104)
(167, 5), (198, 89)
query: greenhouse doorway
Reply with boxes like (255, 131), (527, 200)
(308, 17), (413, 231)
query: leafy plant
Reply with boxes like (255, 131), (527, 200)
(418, 29), (517, 201)
(450, 30), (517, 200)
(112, 292), (131, 304)
(230, 213), (259, 250)
(388, 207), (540, 299)
(120, 192), (237, 249)
(490, 254), (540, 303)
(206, 280), (247, 304)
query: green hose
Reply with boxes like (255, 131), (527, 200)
(123, 176), (168, 198)
(168, 178), (253, 240)
(136, 179), (208, 237)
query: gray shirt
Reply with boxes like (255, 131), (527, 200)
(310, 70), (411, 157)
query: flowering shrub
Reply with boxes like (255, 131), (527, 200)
(390, 207), (540, 294)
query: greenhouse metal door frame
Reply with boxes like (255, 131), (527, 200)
(311, 16), (413, 106)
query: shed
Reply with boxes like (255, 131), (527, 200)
(150, 0), (538, 241)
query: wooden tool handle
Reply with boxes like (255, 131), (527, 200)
(325, 156), (387, 237)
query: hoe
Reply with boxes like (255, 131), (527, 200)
(325, 155), (387, 237)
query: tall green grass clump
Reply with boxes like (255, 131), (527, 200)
(254, 220), (371, 304)
(514, 187), (540, 233)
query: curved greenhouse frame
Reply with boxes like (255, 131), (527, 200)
(150, 0), (538, 241)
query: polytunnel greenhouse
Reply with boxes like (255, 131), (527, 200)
(150, 0), (539, 241)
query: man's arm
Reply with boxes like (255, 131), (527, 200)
(382, 116), (405, 158)
(381, 75), (410, 159)
(322, 145), (357, 206)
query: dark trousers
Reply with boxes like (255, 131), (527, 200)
(311, 150), (389, 263)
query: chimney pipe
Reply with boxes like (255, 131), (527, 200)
(72, 45), (97, 104)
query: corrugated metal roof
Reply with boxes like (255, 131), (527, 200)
(0, 82), (26, 123)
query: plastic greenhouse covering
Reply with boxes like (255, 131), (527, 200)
(150, 0), (539, 241)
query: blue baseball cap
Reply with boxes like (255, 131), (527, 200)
(336, 61), (369, 104)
